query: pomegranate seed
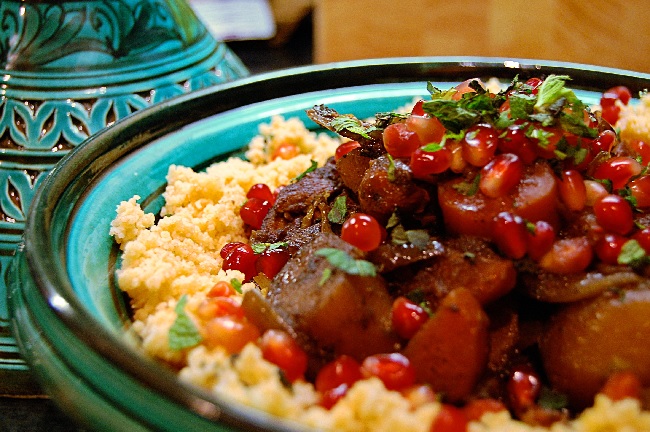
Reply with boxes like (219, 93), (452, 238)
(411, 100), (426, 116)
(341, 213), (383, 251)
(240, 197), (273, 229)
(361, 353), (416, 391)
(594, 233), (629, 265)
(526, 220), (556, 261)
(592, 156), (643, 191)
(601, 86), (632, 107)
(627, 175), (650, 209)
(271, 142), (300, 160)
(410, 145), (452, 178)
(507, 365), (541, 414)
(247, 183), (275, 204)
(479, 153), (524, 198)
(628, 139), (650, 165)
(452, 78), (483, 100)
(315, 355), (363, 393)
(406, 114), (446, 146)
(430, 404), (468, 432)
(259, 329), (308, 382)
(208, 281), (236, 297)
(320, 383), (351, 409)
(335, 140), (361, 161)
(222, 243), (258, 281)
(391, 296), (429, 339)
(195, 296), (244, 320)
(525, 77), (543, 93)
(591, 130), (617, 155)
(383, 122), (423, 158)
(594, 194), (635, 235)
(220, 241), (247, 259)
(601, 104), (621, 125)
(584, 180), (609, 206)
(558, 170), (587, 212)
(462, 123), (498, 167)
(448, 140), (467, 173)
(497, 123), (537, 164)
(202, 315), (260, 354)
(538, 237), (593, 274)
(255, 248), (290, 279)
(492, 212), (528, 259)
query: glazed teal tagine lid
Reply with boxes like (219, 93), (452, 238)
(0, 0), (248, 394)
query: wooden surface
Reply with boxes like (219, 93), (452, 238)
(313, 0), (650, 73)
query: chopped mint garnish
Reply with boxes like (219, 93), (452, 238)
(315, 248), (376, 277)
(168, 295), (202, 351)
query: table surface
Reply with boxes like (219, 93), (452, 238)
(1, 21), (313, 431)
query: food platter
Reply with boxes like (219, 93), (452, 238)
(8, 58), (650, 431)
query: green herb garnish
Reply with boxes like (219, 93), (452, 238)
(315, 248), (377, 277)
(292, 160), (318, 182)
(319, 268), (332, 286)
(329, 116), (377, 139)
(328, 195), (348, 224)
(452, 173), (481, 196)
(230, 278), (243, 294)
(252, 241), (289, 254)
(168, 295), (202, 351)
(618, 239), (647, 266)
(387, 154), (396, 181)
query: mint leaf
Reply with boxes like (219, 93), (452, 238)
(618, 239), (647, 266)
(387, 154), (396, 181)
(252, 241), (289, 254)
(329, 116), (377, 139)
(230, 278), (243, 294)
(328, 195), (348, 224)
(421, 143), (445, 152)
(534, 75), (573, 111)
(169, 295), (202, 351)
(292, 160), (318, 183)
(315, 248), (377, 277)
(508, 92), (536, 120)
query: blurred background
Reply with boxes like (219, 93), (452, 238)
(199, 0), (650, 74)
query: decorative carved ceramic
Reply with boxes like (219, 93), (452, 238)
(0, 0), (248, 391)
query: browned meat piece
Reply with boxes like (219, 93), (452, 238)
(403, 288), (489, 403)
(273, 158), (343, 214)
(392, 236), (516, 306)
(306, 105), (386, 159)
(357, 155), (430, 222)
(521, 265), (644, 303)
(368, 240), (444, 273)
(251, 159), (344, 251)
(335, 147), (372, 192)
(267, 232), (400, 370)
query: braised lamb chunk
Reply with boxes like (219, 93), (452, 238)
(357, 155), (430, 222)
(266, 232), (400, 371)
(273, 158), (343, 214)
(335, 147), (372, 191)
(388, 236), (517, 306)
(251, 159), (344, 250)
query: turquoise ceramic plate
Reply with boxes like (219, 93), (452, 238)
(8, 58), (650, 431)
